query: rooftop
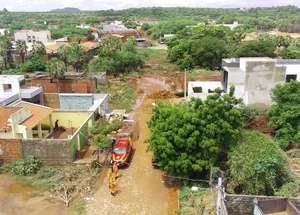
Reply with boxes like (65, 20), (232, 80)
(15, 101), (53, 129)
(0, 107), (21, 131)
(277, 59), (300, 65)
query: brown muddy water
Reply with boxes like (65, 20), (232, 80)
(0, 174), (66, 215)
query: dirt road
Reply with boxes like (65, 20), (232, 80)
(86, 76), (178, 215)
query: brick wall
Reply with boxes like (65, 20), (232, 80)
(225, 194), (300, 215)
(0, 139), (22, 159)
(21, 139), (73, 164)
(24, 78), (96, 94)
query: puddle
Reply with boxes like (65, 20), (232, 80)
(0, 174), (66, 214)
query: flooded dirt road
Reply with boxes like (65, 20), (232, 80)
(86, 76), (179, 215)
(0, 174), (66, 215)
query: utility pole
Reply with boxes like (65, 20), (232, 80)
(184, 68), (187, 99)
(216, 177), (222, 215)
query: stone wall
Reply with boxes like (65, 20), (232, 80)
(225, 194), (300, 215)
(21, 139), (72, 164)
(0, 139), (22, 160)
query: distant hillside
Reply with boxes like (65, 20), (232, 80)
(50, 7), (81, 12)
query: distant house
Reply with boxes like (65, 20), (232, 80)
(75, 24), (91, 29)
(14, 29), (51, 43)
(0, 29), (8, 35)
(0, 75), (43, 106)
(102, 21), (128, 33)
(218, 21), (242, 30)
(188, 57), (287, 109)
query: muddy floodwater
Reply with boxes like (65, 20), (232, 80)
(0, 174), (66, 215)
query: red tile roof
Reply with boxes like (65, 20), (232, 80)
(15, 102), (53, 129)
(0, 107), (21, 131)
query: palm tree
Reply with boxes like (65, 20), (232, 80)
(58, 45), (71, 71)
(46, 58), (65, 93)
(0, 35), (13, 69)
(32, 41), (46, 56)
(15, 39), (27, 63)
(68, 42), (88, 72)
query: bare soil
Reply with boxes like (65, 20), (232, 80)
(85, 74), (179, 215)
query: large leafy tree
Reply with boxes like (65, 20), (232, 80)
(147, 87), (243, 177)
(269, 80), (300, 149)
(32, 41), (46, 56)
(235, 40), (276, 58)
(46, 57), (65, 78)
(88, 37), (144, 74)
(15, 39), (27, 63)
(98, 36), (121, 57)
(68, 42), (88, 72)
(228, 131), (294, 196)
(280, 47), (300, 59)
(0, 35), (13, 69)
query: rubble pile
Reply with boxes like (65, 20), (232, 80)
(147, 90), (174, 99)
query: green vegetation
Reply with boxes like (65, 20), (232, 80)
(227, 131), (294, 196)
(147, 87), (243, 177)
(89, 36), (144, 75)
(235, 40), (276, 57)
(46, 58), (65, 78)
(269, 80), (300, 149)
(12, 156), (42, 176)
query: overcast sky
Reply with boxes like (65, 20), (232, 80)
(1, 0), (300, 12)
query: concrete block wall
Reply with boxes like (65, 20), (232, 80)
(21, 139), (73, 164)
(0, 139), (22, 159)
(225, 194), (300, 215)
(85, 72), (106, 85)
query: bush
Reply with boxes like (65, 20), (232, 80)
(275, 182), (299, 197)
(90, 160), (102, 169)
(193, 87), (202, 93)
(175, 91), (187, 97)
(12, 156), (42, 176)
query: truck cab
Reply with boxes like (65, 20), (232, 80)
(110, 136), (133, 166)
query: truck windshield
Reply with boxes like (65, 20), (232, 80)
(114, 148), (126, 154)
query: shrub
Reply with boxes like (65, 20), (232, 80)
(12, 156), (42, 176)
(275, 182), (299, 197)
(175, 91), (187, 97)
(193, 87), (202, 93)
(90, 160), (102, 169)
(36, 166), (62, 179)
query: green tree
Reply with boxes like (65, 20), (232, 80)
(191, 36), (228, 70)
(0, 35), (13, 69)
(147, 87), (243, 177)
(98, 36), (121, 57)
(228, 131), (293, 196)
(32, 41), (46, 56)
(46, 58), (65, 78)
(68, 42), (88, 72)
(58, 45), (71, 70)
(15, 39), (27, 63)
(235, 40), (276, 58)
(269, 80), (300, 149)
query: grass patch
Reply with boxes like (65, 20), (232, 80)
(97, 82), (137, 112)
(177, 186), (215, 215)
(69, 199), (86, 215)
(187, 68), (219, 77)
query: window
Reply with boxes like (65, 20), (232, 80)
(286, 74), (297, 82)
(27, 36), (31, 42)
(32, 36), (36, 42)
(113, 148), (126, 154)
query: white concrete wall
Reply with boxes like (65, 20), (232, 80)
(0, 75), (24, 94)
(285, 65), (300, 81)
(14, 31), (51, 43)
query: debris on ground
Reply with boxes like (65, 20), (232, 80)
(147, 90), (174, 99)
